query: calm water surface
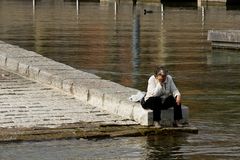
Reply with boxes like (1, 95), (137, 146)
(0, 0), (240, 159)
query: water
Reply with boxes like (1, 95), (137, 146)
(0, 0), (240, 159)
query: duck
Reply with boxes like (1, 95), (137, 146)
(144, 9), (153, 15)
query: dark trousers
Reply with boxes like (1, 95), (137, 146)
(141, 95), (183, 121)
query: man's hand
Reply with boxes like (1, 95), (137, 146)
(176, 95), (181, 105)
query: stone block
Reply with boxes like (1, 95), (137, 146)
(118, 100), (135, 120)
(62, 79), (74, 94)
(86, 83), (124, 112)
(49, 70), (100, 89)
(102, 88), (137, 113)
(5, 57), (19, 72)
(28, 66), (40, 80)
(6, 56), (50, 73)
(38, 70), (53, 85)
(160, 105), (189, 126)
(104, 88), (139, 104)
(49, 72), (77, 90)
(11, 56), (52, 76)
(133, 104), (153, 126)
(102, 92), (120, 114)
(88, 88), (105, 108)
(93, 87), (152, 124)
(87, 86), (129, 109)
(51, 75), (64, 89)
(85, 86), (152, 125)
(28, 64), (69, 82)
(73, 79), (116, 93)
(72, 79), (118, 104)
(18, 63), (29, 76)
(0, 54), (6, 67)
(71, 80), (89, 102)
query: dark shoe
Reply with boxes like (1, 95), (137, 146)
(173, 121), (183, 127)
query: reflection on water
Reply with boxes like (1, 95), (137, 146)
(0, 135), (188, 160)
(0, 0), (240, 159)
(207, 49), (240, 65)
(144, 134), (187, 160)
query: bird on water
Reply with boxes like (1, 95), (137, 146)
(144, 9), (153, 14)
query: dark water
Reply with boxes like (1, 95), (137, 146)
(0, 0), (240, 159)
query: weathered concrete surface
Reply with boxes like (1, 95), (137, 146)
(0, 121), (198, 142)
(208, 30), (240, 49)
(0, 41), (191, 126)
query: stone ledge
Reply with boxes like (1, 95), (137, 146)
(208, 30), (240, 49)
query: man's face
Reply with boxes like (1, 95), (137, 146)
(156, 74), (166, 83)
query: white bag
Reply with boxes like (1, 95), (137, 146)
(128, 91), (146, 102)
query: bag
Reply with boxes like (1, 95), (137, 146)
(129, 91), (146, 102)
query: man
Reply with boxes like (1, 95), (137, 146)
(141, 66), (183, 128)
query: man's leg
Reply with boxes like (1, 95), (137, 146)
(142, 97), (162, 121)
(163, 96), (183, 120)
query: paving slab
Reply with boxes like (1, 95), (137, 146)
(0, 68), (138, 129)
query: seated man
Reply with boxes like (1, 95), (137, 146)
(141, 66), (183, 128)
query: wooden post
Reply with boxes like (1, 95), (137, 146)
(33, 0), (35, 15)
(76, 0), (79, 15)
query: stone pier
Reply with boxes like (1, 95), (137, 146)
(0, 41), (153, 126)
(0, 41), (195, 141)
(0, 41), (190, 127)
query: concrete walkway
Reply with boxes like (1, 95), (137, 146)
(0, 41), (154, 126)
(0, 68), (137, 128)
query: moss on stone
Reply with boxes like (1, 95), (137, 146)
(0, 122), (198, 143)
